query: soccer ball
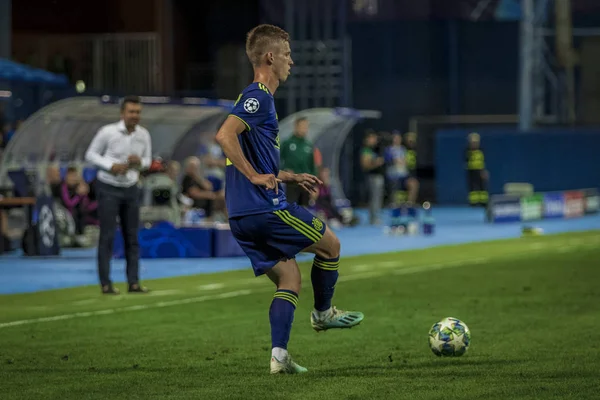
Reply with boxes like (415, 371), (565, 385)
(428, 317), (471, 357)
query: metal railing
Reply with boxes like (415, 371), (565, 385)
(12, 33), (162, 94)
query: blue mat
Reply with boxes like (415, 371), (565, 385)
(1, 207), (598, 294)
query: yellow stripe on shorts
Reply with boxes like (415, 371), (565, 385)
(273, 210), (322, 243)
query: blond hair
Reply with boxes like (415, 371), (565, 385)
(246, 24), (290, 66)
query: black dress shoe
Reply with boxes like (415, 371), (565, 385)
(101, 285), (120, 295)
(128, 284), (149, 293)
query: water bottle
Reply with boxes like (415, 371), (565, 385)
(407, 206), (419, 235)
(422, 202), (435, 236)
(335, 198), (352, 224)
(193, 208), (206, 226)
(390, 206), (401, 228)
(184, 208), (206, 226)
(398, 206), (409, 232)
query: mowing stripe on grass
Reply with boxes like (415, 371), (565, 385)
(1, 257), (481, 329)
(1, 235), (598, 330)
(0, 290), (252, 329)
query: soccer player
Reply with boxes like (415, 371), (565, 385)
(215, 24), (364, 374)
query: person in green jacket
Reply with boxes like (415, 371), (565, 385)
(281, 117), (316, 206)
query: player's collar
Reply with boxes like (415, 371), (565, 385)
(255, 82), (272, 95)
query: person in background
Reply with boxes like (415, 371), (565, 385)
(166, 160), (181, 183)
(200, 137), (226, 192)
(0, 122), (10, 150)
(360, 131), (385, 225)
(385, 132), (419, 205)
(181, 156), (225, 220)
(313, 147), (323, 176)
(85, 95), (152, 295)
(46, 164), (62, 199)
(404, 131), (417, 176)
(280, 117), (316, 207)
(465, 132), (489, 207)
(60, 166), (98, 243)
(2, 120), (22, 148)
(311, 167), (359, 229)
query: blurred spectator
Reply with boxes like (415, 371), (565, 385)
(1, 122), (11, 149)
(385, 132), (419, 205)
(314, 147), (323, 174)
(46, 163), (62, 198)
(465, 132), (489, 207)
(311, 167), (359, 229)
(404, 131), (417, 175)
(181, 156), (225, 220)
(281, 117), (316, 206)
(199, 137), (226, 192)
(2, 120), (22, 147)
(166, 160), (181, 183)
(60, 166), (98, 241)
(360, 131), (385, 225)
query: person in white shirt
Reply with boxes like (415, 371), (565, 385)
(85, 96), (152, 295)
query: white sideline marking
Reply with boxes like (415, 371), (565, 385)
(528, 243), (545, 250)
(379, 261), (403, 268)
(197, 283), (225, 291)
(351, 264), (369, 272)
(148, 289), (183, 296)
(0, 240), (595, 330)
(0, 290), (252, 329)
(72, 299), (96, 306)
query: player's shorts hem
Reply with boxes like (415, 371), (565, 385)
(252, 257), (297, 277)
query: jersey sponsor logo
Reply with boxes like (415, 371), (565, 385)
(244, 98), (260, 113)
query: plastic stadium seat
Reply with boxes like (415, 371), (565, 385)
(82, 167), (97, 183)
(139, 173), (181, 226)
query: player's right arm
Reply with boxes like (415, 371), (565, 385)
(215, 116), (281, 193)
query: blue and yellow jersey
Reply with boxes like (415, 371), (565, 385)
(226, 82), (287, 217)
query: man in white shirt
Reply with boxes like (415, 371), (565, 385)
(85, 96), (152, 295)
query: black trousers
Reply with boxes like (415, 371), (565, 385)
(286, 184), (310, 207)
(96, 181), (140, 287)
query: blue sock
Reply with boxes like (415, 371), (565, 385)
(269, 289), (298, 350)
(311, 255), (339, 312)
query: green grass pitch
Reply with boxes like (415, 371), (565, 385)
(1, 231), (599, 399)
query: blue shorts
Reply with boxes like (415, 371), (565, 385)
(229, 203), (326, 276)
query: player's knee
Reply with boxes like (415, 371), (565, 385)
(319, 230), (340, 259)
(409, 178), (419, 190)
(279, 275), (301, 294)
